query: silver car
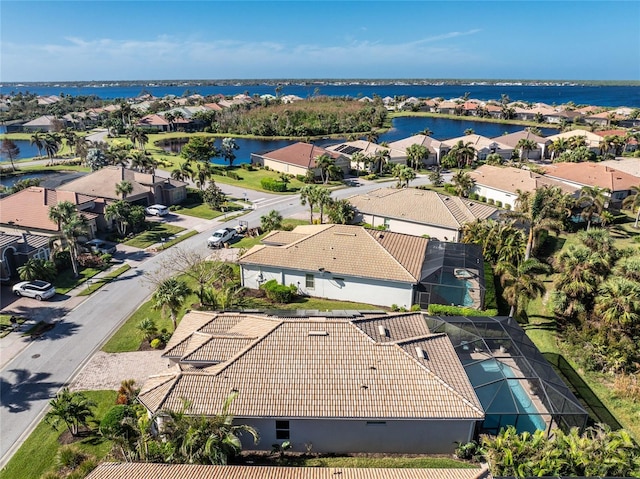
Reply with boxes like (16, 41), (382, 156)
(145, 204), (169, 216)
(12, 280), (57, 301)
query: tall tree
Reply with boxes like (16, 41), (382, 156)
(105, 200), (132, 237)
(451, 170), (475, 197)
(220, 137), (240, 167)
(495, 257), (551, 319)
(516, 138), (537, 161)
(622, 185), (640, 228)
(315, 153), (335, 184)
(299, 184), (330, 224)
(405, 143), (429, 170)
(578, 186), (610, 230)
(374, 148), (390, 174)
(171, 161), (194, 182)
(326, 198), (356, 225)
(152, 278), (192, 331)
(30, 132), (45, 157)
(0, 138), (20, 171)
(45, 388), (96, 437)
(260, 209), (283, 232)
(181, 136), (217, 163)
(449, 140), (476, 168)
(392, 164), (416, 188)
(48, 201), (87, 276)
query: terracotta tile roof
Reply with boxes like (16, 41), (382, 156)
(239, 225), (427, 283)
(139, 312), (483, 420)
(348, 188), (497, 230)
(260, 142), (342, 169)
(542, 162), (640, 191)
(86, 462), (490, 479)
(0, 233), (21, 248)
(137, 114), (169, 127)
(468, 165), (578, 195)
(592, 129), (628, 137)
(0, 187), (63, 231)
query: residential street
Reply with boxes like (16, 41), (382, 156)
(0, 172), (439, 467)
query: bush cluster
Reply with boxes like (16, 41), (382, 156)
(427, 304), (498, 316)
(260, 279), (297, 303)
(226, 171), (241, 180)
(260, 178), (287, 192)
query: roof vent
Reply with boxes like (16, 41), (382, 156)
(308, 330), (328, 337)
(378, 325), (389, 337)
(415, 347), (428, 359)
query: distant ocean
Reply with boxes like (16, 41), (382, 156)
(2, 83), (639, 107)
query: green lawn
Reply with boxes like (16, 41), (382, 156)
(54, 265), (109, 294)
(156, 230), (199, 251)
(0, 390), (116, 479)
(175, 201), (246, 220)
(123, 223), (186, 249)
(78, 264), (132, 296)
(210, 167), (307, 193)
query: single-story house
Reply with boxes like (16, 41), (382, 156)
(544, 129), (603, 155)
(138, 310), (485, 454)
(468, 165), (579, 209)
(0, 187), (99, 236)
(59, 166), (187, 209)
(542, 162), (640, 207)
(0, 232), (52, 281)
(325, 140), (405, 171)
(136, 114), (191, 132)
(599, 157), (640, 177)
(239, 224), (485, 310)
(387, 134), (442, 165)
(21, 115), (65, 132)
(593, 129), (638, 154)
(348, 187), (498, 241)
(441, 135), (513, 162)
(250, 142), (350, 179)
(493, 130), (550, 161)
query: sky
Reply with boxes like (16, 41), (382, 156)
(1, 0), (639, 82)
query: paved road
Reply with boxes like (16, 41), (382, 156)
(0, 172), (440, 467)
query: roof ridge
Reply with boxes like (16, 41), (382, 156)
(364, 228), (422, 281)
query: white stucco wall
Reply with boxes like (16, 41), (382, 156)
(241, 265), (415, 308)
(471, 185), (517, 209)
(359, 213), (460, 241)
(239, 417), (477, 454)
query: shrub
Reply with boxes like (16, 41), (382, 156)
(363, 174), (378, 180)
(56, 446), (88, 470)
(487, 198), (495, 205)
(53, 250), (72, 270)
(411, 304), (422, 311)
(479, 196), (486, 202)
(443, 184), (457, 195)
(296, 174), (306, 182)
(260, 178), (287, 192)
(260, 279), (297, 303)
(77, 253), (104, 268)
(150, 338), (163, 349)
(454, 440), (484, 462)
(227, 171), (241, 180)
(99, 405), (138, 439)
(100, 253), (112, 263)
(495, 200), (502, 208)
(263, 165), (271, 171)
(469, 192), (479, 200)
(505, 203), (511, 210)
(427, 304), (498, 316)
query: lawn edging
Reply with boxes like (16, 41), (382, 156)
(78, 264), (132, 296)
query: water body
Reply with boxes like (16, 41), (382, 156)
(2, 83), (638, 107)
(0, 171), (85, 189)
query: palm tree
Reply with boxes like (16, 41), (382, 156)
(30, 132), (45, 157)
(451, 170), (475, 197)
(48, 201), (87, 276)
(374, 148), (390, 174)
(128, 127), (148, 151)
(260, 209), (283, 232)
(192, 161), (214, 190)
(613, 255), (640, 282)
(326, 198), (356, 225)
(115, 180), (133, 199)
(622, 185), (640, 228)
(137, 317), (158, 343)
(152, 277), (192, 331)
(365, 130), (379, 144)
(594, 277), (640, 332)
(105, 200), (132, 237)
(405, 143), (429, 170)
(315, 153), (334, 184)
(171, 161), (194, 182)
(449, 140), (476, 168)
(516, 138), (537, 161)
(17, 258), (57, 282)
(351, 151), (366, 176)
(578, 186), (610, 230)
(45, 388), (96, 437)
(128, 149), (156, 173)
(43, 133), (61, 162)
(495, 258), (550, 319)
(392, 164), (416, 188)
(548, 137), (569, 162)
(300, 184), (323, 224)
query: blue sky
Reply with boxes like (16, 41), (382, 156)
(1, 1), (639, 82)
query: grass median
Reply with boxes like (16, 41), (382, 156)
(78, 264), (132, 296)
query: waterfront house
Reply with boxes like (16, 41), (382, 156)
(441, 134), (513, 162)
(138, 310), (485, 454)
(250, 142), (350, 179)
(545, 129), (603, 155)
(325, 140), (405, 171)
(387, 134), (441, 165)
(347, 187), (498, 241)
(493, 130), (549, 161)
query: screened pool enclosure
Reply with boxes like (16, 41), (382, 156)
(425, 315), (589, 435)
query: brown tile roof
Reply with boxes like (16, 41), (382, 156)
(348, 188), (497, 230)
(240, 225), (427, 283)
(468, 165), (578, 195)
(59, 166), (152, 200)
(545, 129), (603, 149)
(542, 162), (640, 191)
(139, 312), (483, 420)
(387, 134), (442, 154)
(260, 230), (309, 245)
(442, 134), (512, 151)
(86, 462), (490, 479)
(137, 114), (169, 127)
(492, 130), (548, 148)
(0, 186), (96, 231)
(260, 142), (341, 169)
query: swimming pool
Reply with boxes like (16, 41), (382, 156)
(432, 271), (474, 307)
(466, 359), (547, 433)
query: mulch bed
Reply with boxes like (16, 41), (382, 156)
(57, 427), (92, 445)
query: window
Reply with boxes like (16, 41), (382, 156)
(383, 217), (391, 229)
(305, 274), (314, 289)
(276, 420), (290, 440)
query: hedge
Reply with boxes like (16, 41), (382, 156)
(260, 178), (287, 192)
(427, 304), (498, 317)
(260, 279), (297, 303)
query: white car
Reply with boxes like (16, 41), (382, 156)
(84, 239), (117, 255)
(207, 228), (237, 248)
(145, 204), (169, 216)
(12, 280), (57, 301)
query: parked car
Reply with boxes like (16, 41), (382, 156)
(12, 280), (56, 300)
(145, 204), (169, 216)
(207, 228), (237, 248)
(84, 239), (117, 255)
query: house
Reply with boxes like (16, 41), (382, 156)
(545, 129), (603, 155)
(138, 310), (485, 454)
(468, 165), (578, 209)
(0, 232), (52, 281)
(441, 134), (513, 162)
(21, 115), (64, 132)
(348, 187), (498, 241)
(493, 130), (549, 161)
(599, 157), (640, 177)
(59, 166), (187, 209)
(250, 142), (350, 179)
(387, 134), (441, 165)
(542, 162), (640, 207)
(85, 463), (490, 479)
(0, 187), (99, 236)
(239, 224), (485, 310)
(593, 129), (638, 154)
(325, 140), (405, 171)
